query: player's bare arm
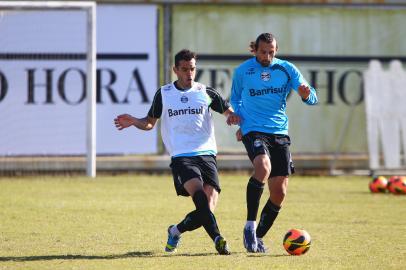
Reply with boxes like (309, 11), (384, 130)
(224, 108), (241, 126)
(235, 128), (243, 142)
(298, 83), (311, 100)
(114, 114), (157, 131)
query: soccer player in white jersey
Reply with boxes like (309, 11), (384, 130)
(228, 33), (318, 253)
(114, 49), (239, 255)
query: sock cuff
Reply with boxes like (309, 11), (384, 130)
(248, 177), (265, 189)
(267, 199), (281, 213)
(245, 220), (257, 230)
(170, 225), (181, 236)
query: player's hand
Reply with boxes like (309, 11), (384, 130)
(298, 84), (311, 100)
(236, 128), (243, 142)
(114, 114), (135, 130)
(226, 112), (241, 126)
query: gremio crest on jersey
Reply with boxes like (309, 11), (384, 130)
(261, 71), (271, 81)
(254, 139), (263, 148)
(180, 95), (188, 103)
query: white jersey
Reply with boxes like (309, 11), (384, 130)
(160, 82), (217, 157)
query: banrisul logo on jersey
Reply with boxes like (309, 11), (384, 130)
(168, 106), (203, 117)
(261, 71), (270, 81)
(249, 85), (288, 97)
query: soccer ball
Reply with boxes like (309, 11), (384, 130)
(390, 176), (406, 195)
(283, 229), (311, 255)
(387, 176), (402, 194)
(368, 176), (388, 193)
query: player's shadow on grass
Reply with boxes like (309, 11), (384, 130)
(247, 254), (289, 258)
(162, 252), (288, 257)
(1, 252), (289, 261)
(0, 251), (154, 262)
(165, 252), (232, 257)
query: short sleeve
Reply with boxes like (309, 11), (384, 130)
(206, 87), (230, 114)
(147, 88), (163, 118)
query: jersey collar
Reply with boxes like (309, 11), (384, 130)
(173, 81), (194, 92)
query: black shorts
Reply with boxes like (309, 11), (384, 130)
(169, 155), (221, 197)
(242, 131), (295, 177)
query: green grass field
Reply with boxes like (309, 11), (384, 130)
(1, 174), (405, 270)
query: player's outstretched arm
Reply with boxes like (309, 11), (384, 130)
(298, 84), (310, 100)
(114, 114), (157, 131)
(297, 83), (318, 105)
(224, 108), (241, 126)
(235, 128), (242, 142)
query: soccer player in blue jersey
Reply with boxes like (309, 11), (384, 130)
(228, 33), (318, 253)
(114, 49), (237, 255)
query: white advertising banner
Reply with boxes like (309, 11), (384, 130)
(0, 4), (158, 155)
(172, 5), (406, 154)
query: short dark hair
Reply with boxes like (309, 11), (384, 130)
(174, 49), (197, 67)
(249, 33), (278, 53)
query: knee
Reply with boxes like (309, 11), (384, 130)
(276, 187), (287, 200)
(272, 189), (286, 203)
(253, 157), (271, 181)
(207, 195), (217, 212)
(278, 181), (288, 196)
(269, 177), (289, 205)
(270, 191), (286, 206)
(204, 186), (218, 212)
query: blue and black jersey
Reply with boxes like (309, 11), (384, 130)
(230, 57), (318, 135)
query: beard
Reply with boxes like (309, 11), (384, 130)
(260, 60), (270, 67)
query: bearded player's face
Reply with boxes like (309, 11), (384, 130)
(255, 39), (277, 67)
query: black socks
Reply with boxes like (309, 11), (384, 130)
(191, 190), (220, 241)
(246, 177), (265, 221)
(177, 210), (201, 233)
(256, 199), (281, 238)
